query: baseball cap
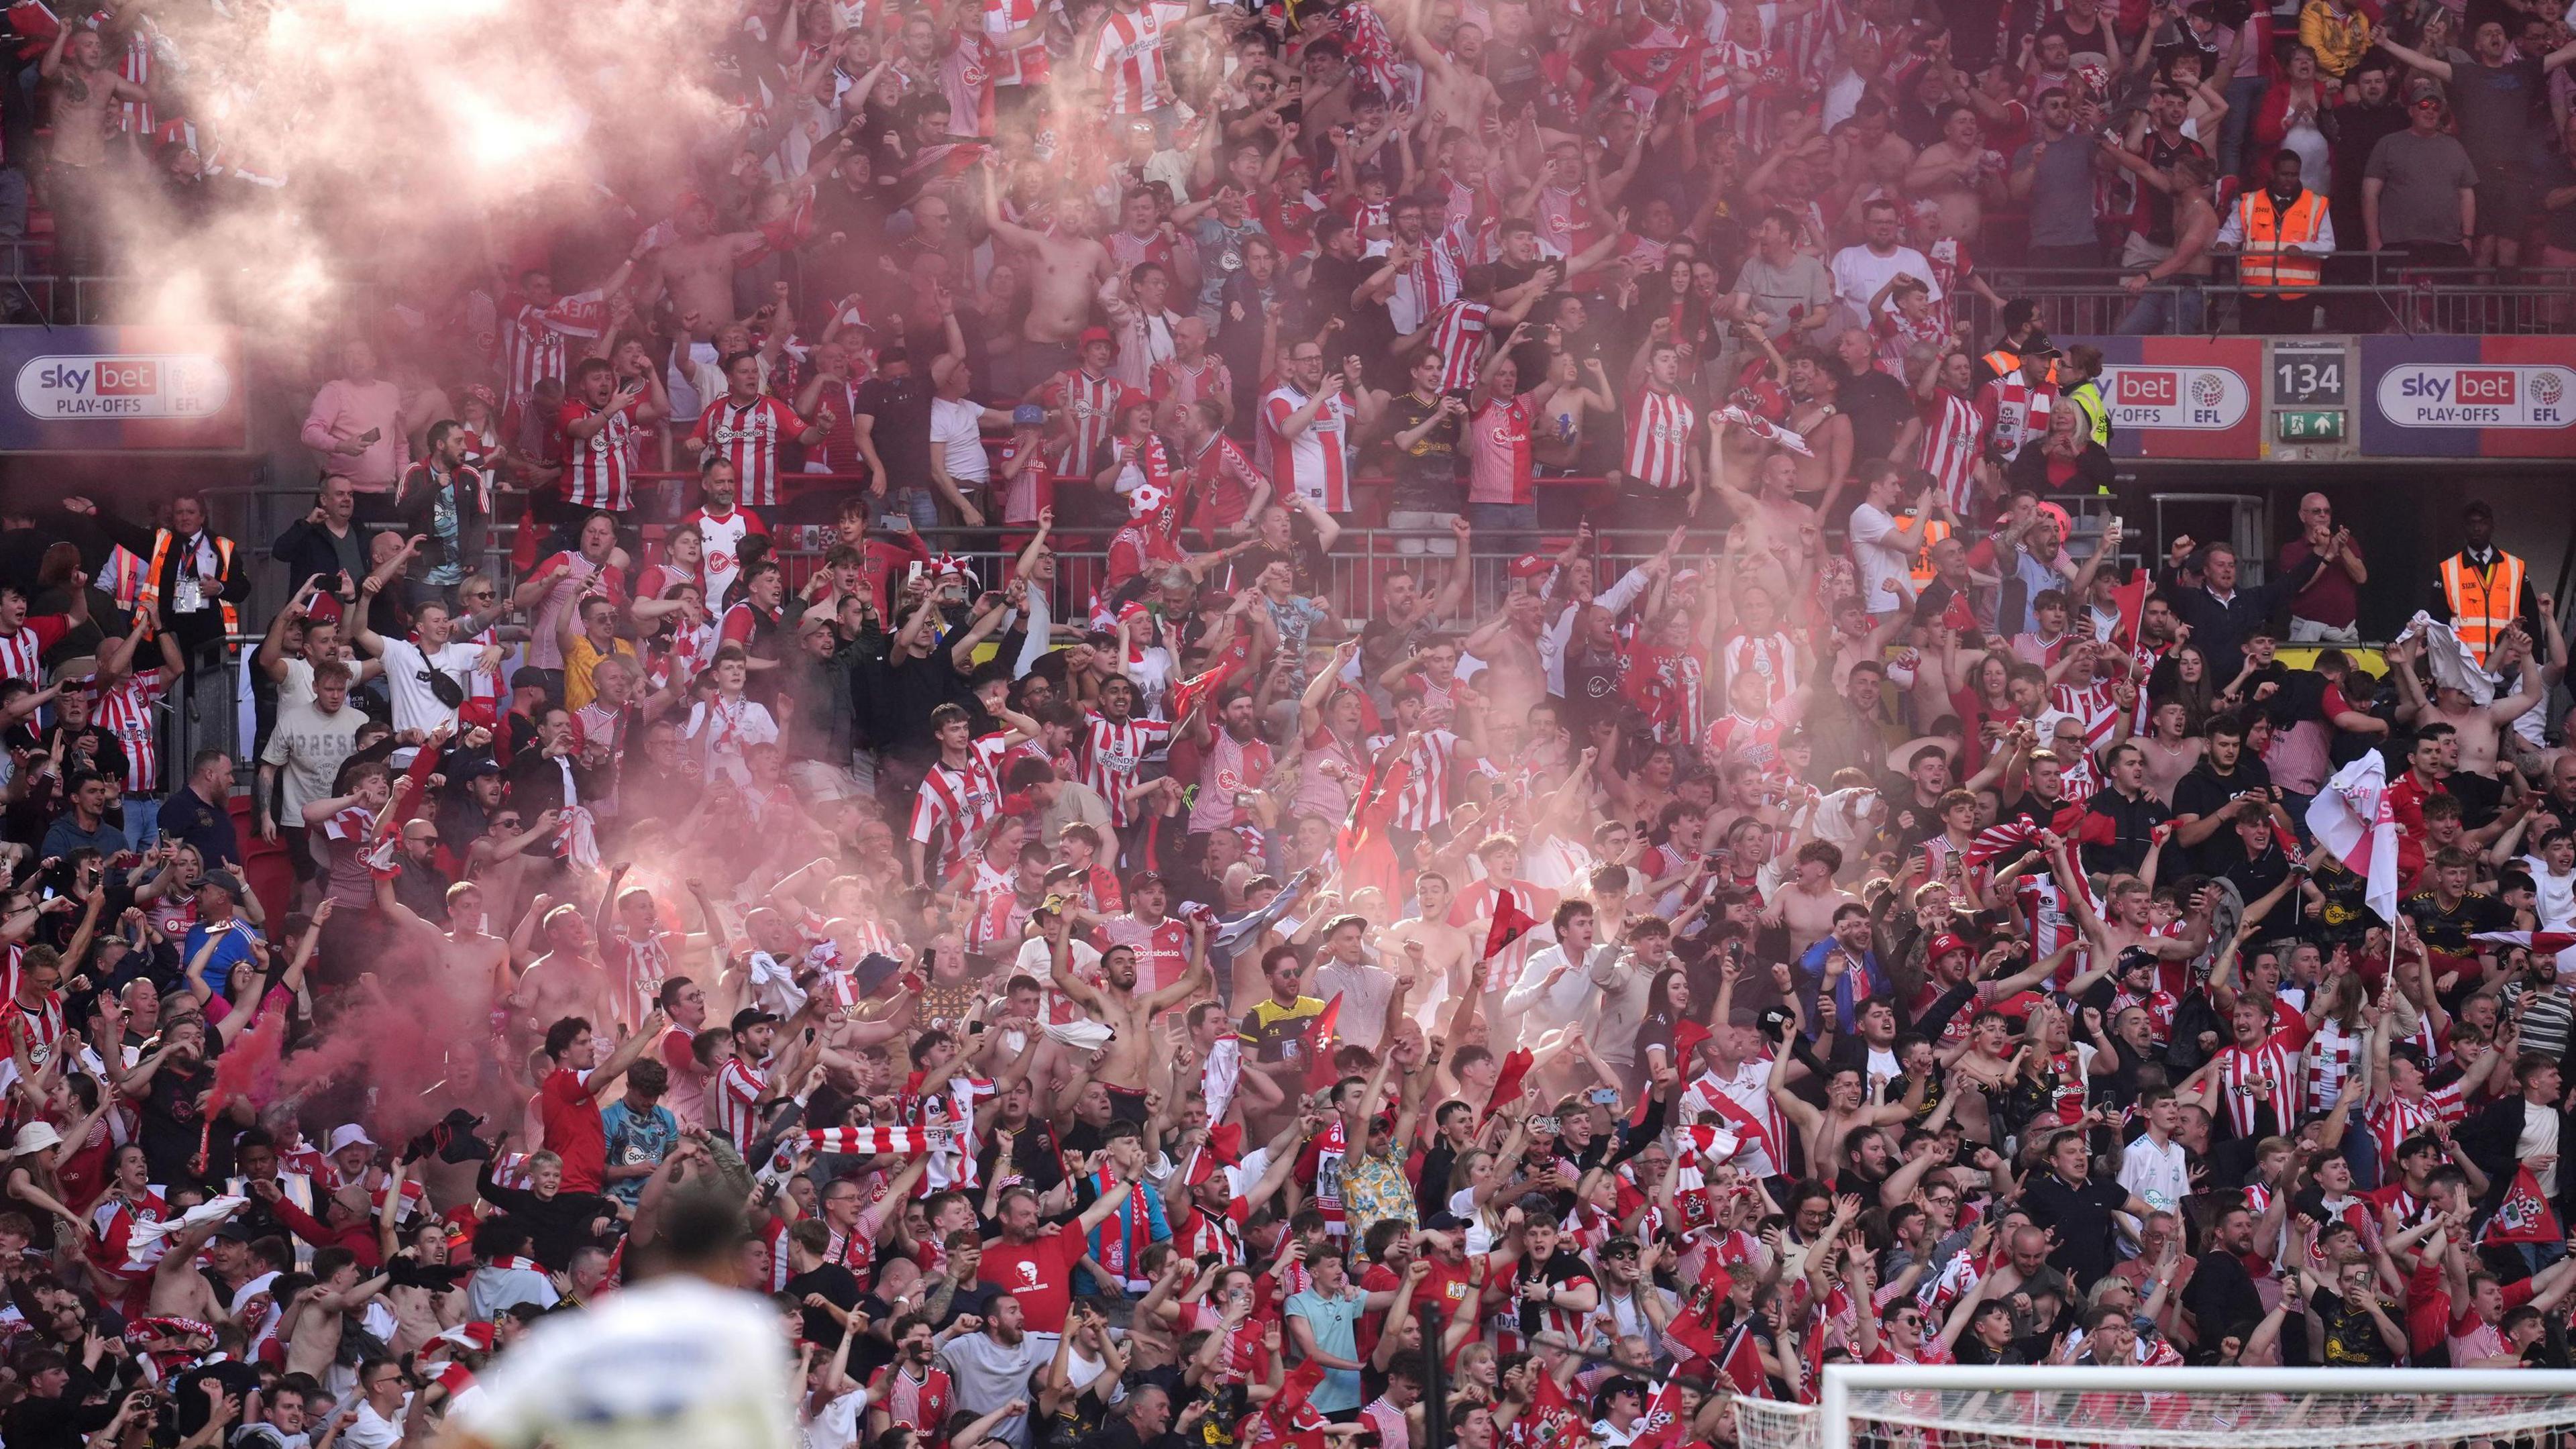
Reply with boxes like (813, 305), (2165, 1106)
(200, 870), (246, 900)
(1927, 932), (1972, 961)
(731, 1008), (782, 1034)
(1508, 553), (1553, 580)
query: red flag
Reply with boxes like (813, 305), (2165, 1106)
(1631, 1379), (1690, 1449)
(1268, 1358), (1327, 1430)
(1165, 659), (1239, 727)
(1718, 1322), (1769, 1397)
(1668, 1017), (1711, 1067)
(1666, 1289), (1722, 1364)
(1484, 890), (1539, 959)
(1300, 994), (1345, 1093)
(2108, 567), (2149, 651)
(2485, 1164), (2565, 1244)
(1605, 42), (1701, 93)
(1481, 1048), (1536, 1123)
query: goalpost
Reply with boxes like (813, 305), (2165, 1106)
(1734, 1364), (2576, 1449)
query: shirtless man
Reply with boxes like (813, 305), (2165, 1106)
(279, 1242), (392, 1379)
(1768, 841), (1860, 959)
(464, 810), (564, 929)
(1046, 908), (1209, 1120)
(981, 156), (1115, 376)
(375, 876), (515, 1036)
(1783, 352), (1855, 500)
(2391, 627), (2546, 780)
(145, 1207), (247, 1324)
(40, 25), (148, 275)
(1458, 587), (1548, 726)
(646, 194), (769, 341)
(2049, 835), (2209, 973)
(1379, 870), (1475, 1011)
(510, 902), (623, 1071)
(1406, 20), (1501, 133)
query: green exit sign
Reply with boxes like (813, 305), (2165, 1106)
(2276, 409), (2345, 441)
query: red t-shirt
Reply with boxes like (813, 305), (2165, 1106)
(538, 1067), (607, 1193)
(976, 1219), (1089, 1333)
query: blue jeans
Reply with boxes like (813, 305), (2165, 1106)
(122, 794), (162, 853)
(2218, 75), (2268, 178)
(879, 485), (942, 532)
(2117, 278), (2208, 335)
(1466, 502), (1539, 555)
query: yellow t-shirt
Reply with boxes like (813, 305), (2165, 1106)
(563, 635), (637, 712)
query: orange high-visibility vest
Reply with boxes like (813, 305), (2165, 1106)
(2234, 188), (2327, 297)
(138, 530), (238, 639)
(2439, 549), (2525, 667)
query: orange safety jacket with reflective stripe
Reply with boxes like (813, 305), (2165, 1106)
(2234, 188), (2327, 296)
(2439, 549), (2524, 667)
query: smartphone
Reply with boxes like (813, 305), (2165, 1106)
(906, 561), (925, 585)
(1589, 1087), (1619, 1105)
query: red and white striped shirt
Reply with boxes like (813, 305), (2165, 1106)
(0, 617), (69, 686)
(557, 397), (643, 512)
(1623, 387), (1697, 490)
(1079, 712), (1174, 827)
(1917, 387), (1987, 519)
(2367, 1080), (2465, 1164)
(1262, 384), (1356, 513)
(712, 1056), (767, 1148)
(1089, 0), (1187, 113)
(93, 673), (167, 796)
(690, 394), (810, 508)
(117, 31), (156, 136)
(1421, 300), (1491, 392)
(1977, 376), (2056, 461)
(867, 1364), (953, 1437)
(503, 293), (606, 409)
(2212, 1021), (2311, 1137)
(910, 739), (1008, 884)
(1399, 225), (1470, 331)
(1044, 370), (1143, 480)
(1373, 729), (1467, 833)
(1719, 630), (1799, 711)
(984, 0), (1053, 85)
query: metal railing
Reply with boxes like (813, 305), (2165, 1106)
(1959, 262), (2576, 339)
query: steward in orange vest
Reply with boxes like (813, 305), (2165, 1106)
(2430, 500), (2538, 669)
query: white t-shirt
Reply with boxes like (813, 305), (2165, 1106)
(2118, 1130), (2190, 1214)
(378, 637), (484, 737)
(930, 396), (992, 484)
(451, 1276), (797, 1449)
(2524, 853), (2576, 929)
(1846, 504), (1913, 613)
(1829, 242), (1942, 313)
(260, 698), (364, 822)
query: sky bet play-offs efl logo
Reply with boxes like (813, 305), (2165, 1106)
(2099, 364), (2250, 431)
(2377, 364), (2576, 429)
(13, 354), (233, 420)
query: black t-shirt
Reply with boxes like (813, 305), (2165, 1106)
(1838, 368), (1914, 468)
(2399, 889), (2512, 955)
(1380, 393), (1464, 513)
(141, 1053), (221, 1185)
(853, 374), (934, 486)
(1305, 254), (1395, 378)
(2169, 760), (2273, 871)
(2312, 1286), (2398, 1365)
(787, 1262), (861, 1348)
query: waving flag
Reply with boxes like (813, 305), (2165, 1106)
(2107, 568), (2150, 650)
(1664, 1287), (1722, 1363)
(1964, 818), (2041, 868)
(1715, 405), (1813, 456)
(2307, 751), (2398, 928)
(1717, 1321), (1771, 1397)
(1632, 1379), (1690, 1449)
(1481, 1047), (1536, 1123)
(2485, 1163), (2565, 1245)
(1301, 994), (1345, 1093)
(1484, 890), (1539, 959)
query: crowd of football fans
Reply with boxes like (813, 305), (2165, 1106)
(0, 0), (2569, 1444)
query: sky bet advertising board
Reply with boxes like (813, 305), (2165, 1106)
(2359, 335), (2576, 458)
(2063, 336), (2263, 460)
(0, 326), (246, 451)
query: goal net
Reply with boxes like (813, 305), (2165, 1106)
(1733, 1366), (2576, 1449)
